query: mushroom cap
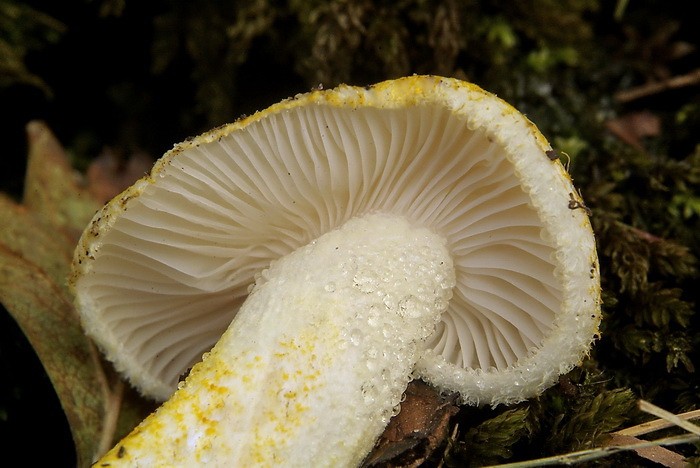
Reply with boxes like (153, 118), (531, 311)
(71, 75), (601, 405)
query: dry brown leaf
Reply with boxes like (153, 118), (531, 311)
(604, 110), (661, 151)
(363, 380), (459, 467)
(22, 121), (102, 235)
(0, 122), (154, 466)
(0, 194), (73, 293)
(0, 245), (109, 465)
(87, 147), (154, 204)
(605, 433), (687, 467)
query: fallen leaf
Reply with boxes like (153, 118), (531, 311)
(0, 244), (109, 465)
(22, 121), (101, 235)
(0, 122), (154, 466)
(0, 194), (73, 294)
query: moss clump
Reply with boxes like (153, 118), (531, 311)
(443, 366), (640, 466)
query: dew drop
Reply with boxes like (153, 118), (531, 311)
(353, 274), (376, 293)
(382, 295), (396, 310)
(398, 295), (418, 317)
(349, 328), (363, 346)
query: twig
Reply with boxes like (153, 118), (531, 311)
(615, 408), (700, 437)
(95, 379), (125, 461)
(615, 68), (700, 103)
(638, 400), (700, 436)
(483, 434), (699, 467)
(483, 400), (700, 467)
(605, 434), (687, 467)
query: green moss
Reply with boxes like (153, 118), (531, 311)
(447, 407), (531, 466)
(444, 366), (641, 466)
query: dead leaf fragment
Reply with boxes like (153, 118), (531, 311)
(0, 244), (108, 465)
(605, 433), (687, 467)
(87, 147), (154, 204)
(363, 380), (459, 467)
(0, 122), (154, 466)
(605, 110), (661, 151)
(0, 195), (73, 294)
(22, 120), (101, 235)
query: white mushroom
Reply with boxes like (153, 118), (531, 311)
(70, 75), (601, 466)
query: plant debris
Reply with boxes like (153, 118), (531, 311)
(363, 381), (459, 467)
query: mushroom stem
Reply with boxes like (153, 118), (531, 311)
(97, 213), (455, 467)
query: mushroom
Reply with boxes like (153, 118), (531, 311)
(70, 75), (601, 466)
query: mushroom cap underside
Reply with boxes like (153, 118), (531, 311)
(71, 75), (601, 405)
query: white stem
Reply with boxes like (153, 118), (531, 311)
(97, 213), (455, 467)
